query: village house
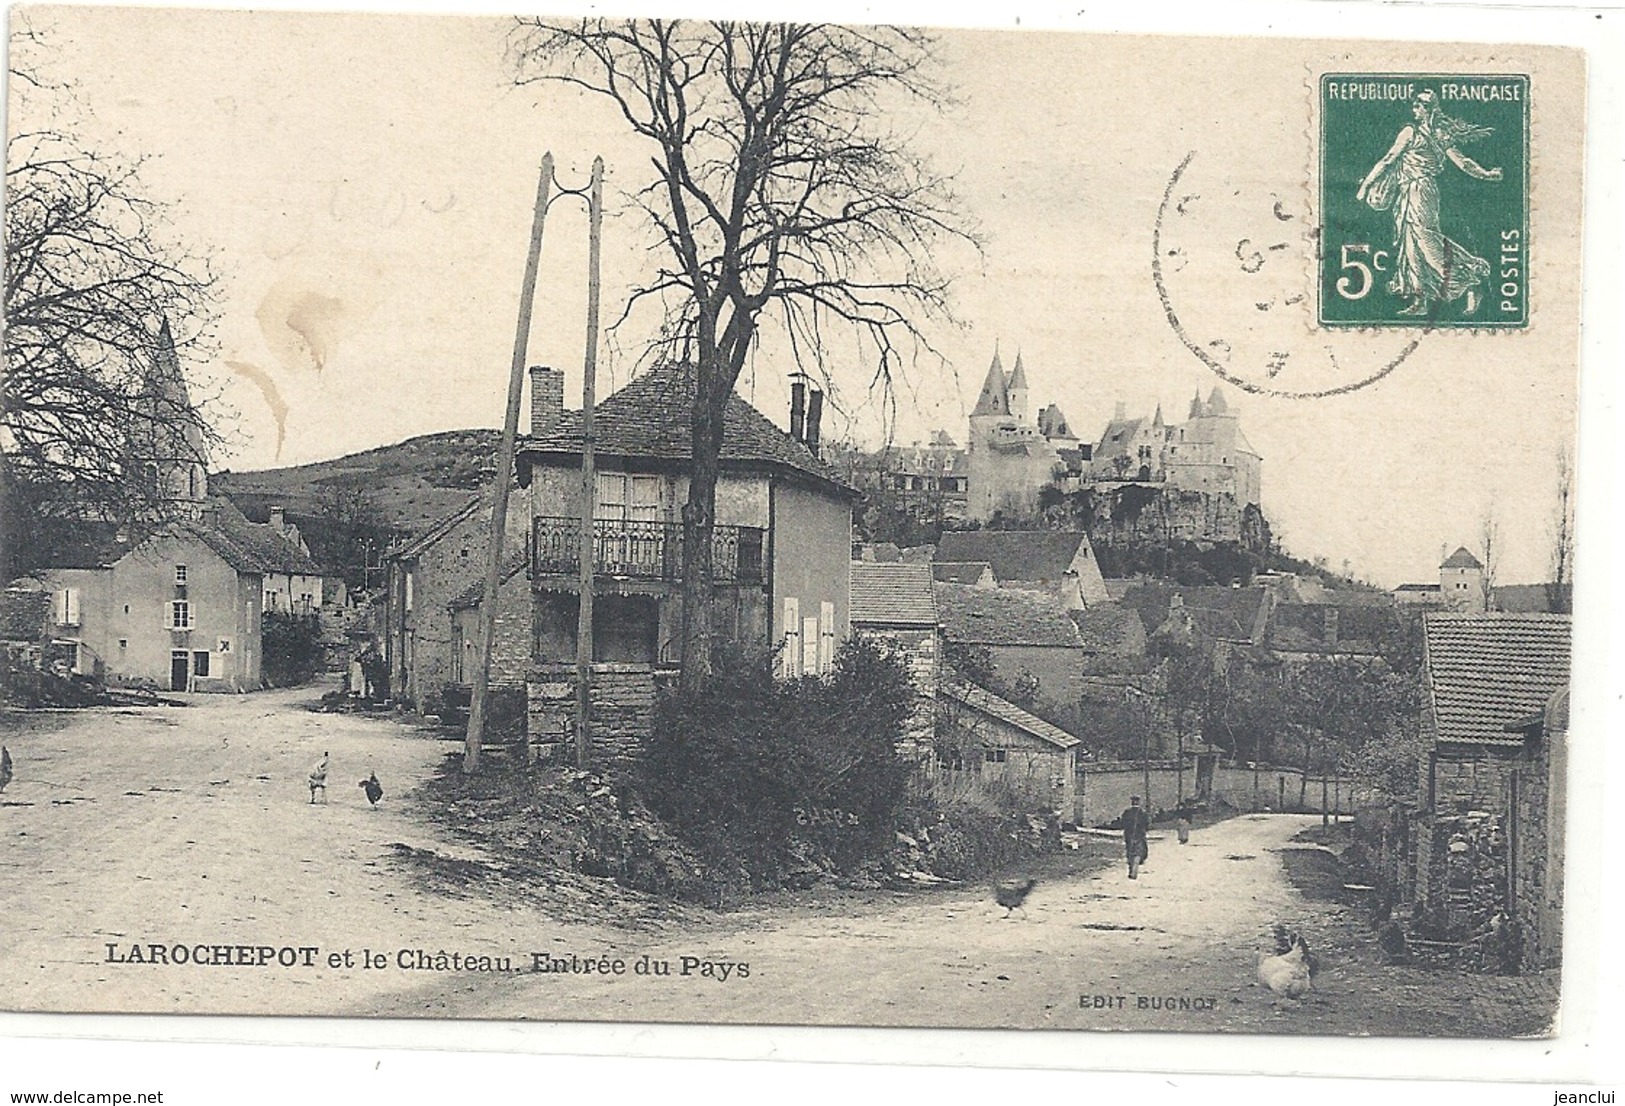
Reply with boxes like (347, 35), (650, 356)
(935, 681), (1082, 817)
(515, 363), (856, 761)
(28, 497), (324, 692)
(933, 582), (1087, 714)
(936, 529), (1108, 610)
(383, 494), (529, 710)
(1409, 612), (1571, 968)
(849, 560), (940, 757)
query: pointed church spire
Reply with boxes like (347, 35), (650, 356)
(971, 347), (1010, 417)
(1153, 403), (1165, 428)
(1006, 350), (1029, 420)
(1189, 390), (1205, 419)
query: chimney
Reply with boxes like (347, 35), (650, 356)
(804, 389), (823, 456)
(529, 366), (563, 436)
(789, 379), (807, 441)
(269, 506), (286, 534)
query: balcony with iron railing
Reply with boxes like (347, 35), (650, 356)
(532, 517), (765, 586)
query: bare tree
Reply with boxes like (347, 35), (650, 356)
(513, 19), (972, 686)
(1478, 508), (1499, 613)
(4, 23), (221, 577)
(1547, 447), (1574, 614)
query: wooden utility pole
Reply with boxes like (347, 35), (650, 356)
(466, 152), (554, 775)
(573, 156), (605, 770)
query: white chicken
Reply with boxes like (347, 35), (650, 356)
(1257, 925), (1316, 999)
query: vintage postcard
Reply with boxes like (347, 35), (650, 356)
(0, 4), (1595, 1056)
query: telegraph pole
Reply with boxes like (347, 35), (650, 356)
(466, 152), (554, 775)
(574, 157), (604, 769)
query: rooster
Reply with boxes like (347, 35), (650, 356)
(358, 772), (383, 807)
(994, 877), (1037, 918)
(1257, 924), (1316, 998)
(0, 745), (12, 795)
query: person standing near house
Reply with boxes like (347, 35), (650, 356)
(1121, 795), (1150, 878)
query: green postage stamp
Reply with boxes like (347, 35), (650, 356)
(1319, 74), (1530, 328)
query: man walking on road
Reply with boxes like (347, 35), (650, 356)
(1122, 795), (1150, 878)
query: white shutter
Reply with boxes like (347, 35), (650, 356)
(801, 616), (818, 676)
(819, 601), (836, 674)
(782, 597), (800, 678)
(54, 588), (82, 626)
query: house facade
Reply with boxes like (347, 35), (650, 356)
(515, 363), (856, 762)
(31, 499), (322, 691)
(384, 494), (529, 710)
(850, 560), (940, 757)
(935, 681), (1081, 818)
(1410, 613), (1571, 966)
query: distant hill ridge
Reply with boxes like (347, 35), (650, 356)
(211, 428), (501, 537)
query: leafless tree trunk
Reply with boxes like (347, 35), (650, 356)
(1478, 509), (1500, 613)
(513, 18), (974, 687)
(1548, 447), (1574, 614)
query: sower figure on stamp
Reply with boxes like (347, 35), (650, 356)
(1122, 795), (1150, 879)
(1356, 88), (1502, 317)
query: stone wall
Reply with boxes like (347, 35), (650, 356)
(1074, 759), (1355, 828)
(526, 662), (672, 767)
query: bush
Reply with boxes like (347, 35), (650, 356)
(641, 637), (914, 892)
(262, 611), (323, 687)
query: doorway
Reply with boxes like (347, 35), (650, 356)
(170, 650), (189, 691)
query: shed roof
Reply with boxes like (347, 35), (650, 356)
(934, 583), (1082, 648)
(937, 530), (1090, 584)
(940, 682), (1082, 750)
(850, 561), (937, 628)
(1424, 613), (1571, 748)
(518, 362), (846, 493)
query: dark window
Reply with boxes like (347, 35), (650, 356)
(193, 650), (211, 677)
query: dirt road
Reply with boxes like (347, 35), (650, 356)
(0, 690), (1554, 1034)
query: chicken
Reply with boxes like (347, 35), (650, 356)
(358, 772), (383, 807)
(0, 745), (12, 795)
(308, 751), (329, 804)
(994, 877), (1037, 918)
(1257, 924), (1316, 998)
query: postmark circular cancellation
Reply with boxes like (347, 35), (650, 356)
(1153, 68), (1531, 400)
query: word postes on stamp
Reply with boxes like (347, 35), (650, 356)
(1319, 73), (1529, 329)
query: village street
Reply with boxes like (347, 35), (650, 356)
(0, 688), (1553, 1035)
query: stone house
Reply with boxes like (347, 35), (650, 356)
(934, 681), (1082, 816)
(934, 582), (1086, 716)
(1410, 613), (1571, 956)
(384, 494), (529, 710)
(849, 560), (939, 758)
(515, 362), (856, 762)
(936, 529), (1108, 609)
(29, 498), (323, 691)
(446, 554), (530, 690)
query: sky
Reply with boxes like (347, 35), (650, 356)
(8, 6), (1586, 588)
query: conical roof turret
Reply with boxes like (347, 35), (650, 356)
(971, 348), (1010, 417)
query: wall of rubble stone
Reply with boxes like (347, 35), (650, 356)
(526, 662), (674, 767)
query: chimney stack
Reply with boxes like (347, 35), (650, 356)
(804, 388), (823, 457)
(789, 379), (807, 441)
(529, 366), (564, 436)
(269, 506), (286, 534)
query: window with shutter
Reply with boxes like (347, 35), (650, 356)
(819, 601), (836, 674)
(169, 600), (193, 630)
(801, 616), (819, 676)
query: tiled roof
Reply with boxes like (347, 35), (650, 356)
(850, 561), (937, 627)
(1424, 613), (1571, 748)
(447, 554), (527, 611)
(935, 583), (1083, 649)
(394, 497), (482, 561)
(1394, 583), (1442, 593)
(940, 681), (1082, 750)
(932, 561), (993, 585)
(518, 362), (847, 492)
(1118, 583), (1267, 643)
(175, 499), (326, 576)
(0, 589), (50, 641)
(1441, 546), (1484, 570)
(937, 530), (1090, 584)
(1070, 604), (1147, 654)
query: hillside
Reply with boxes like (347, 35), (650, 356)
(211, 428), (501, 537)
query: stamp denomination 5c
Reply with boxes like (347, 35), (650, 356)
(1319, 74), (1529, 328)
